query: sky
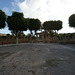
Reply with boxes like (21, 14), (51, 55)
(0, 0), (75, 35)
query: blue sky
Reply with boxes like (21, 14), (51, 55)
(0, 0), (23, 34)
(0, 0), (75, 35)
(0, 0), (19, 15)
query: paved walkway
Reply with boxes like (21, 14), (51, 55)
(0, 43), (75, 75)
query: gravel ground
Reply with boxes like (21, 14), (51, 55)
(0, 43), (75, 75)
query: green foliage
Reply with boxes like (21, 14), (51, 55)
(69, 14), (75, 28)
(0, 10), (6, 29)
(55, 20), (62, 31)
(66, 33), (72, 37)
(18, 31), (25, 38)
(58, 33), (73, 38)
(28, 18), (41, 33)
(49, 30), (55, 37)
(7, 11), (28, 44)
(43, 20), (62, 31)
(26, 33), (31, 38)
(58, 33), (63, 37)
(43, 21), (53, 30)
(7, 11), (27, 32)
(11, 30), (16, 36)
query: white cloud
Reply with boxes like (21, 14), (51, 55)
(3, 7), (9, 14)
(0, 28), (11, 34)
(11, 0), (20, 11)
(18, 0), (52, 20)
(12, 0), (20, 7)
(12, 2), (15, 7)
(18, 0), (75, 33)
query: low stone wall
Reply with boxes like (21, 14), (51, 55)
(0, 35), (75, 45)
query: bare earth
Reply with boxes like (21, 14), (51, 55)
(0, 43), (75, 75)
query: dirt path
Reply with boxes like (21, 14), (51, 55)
(0, 43), (75, 75)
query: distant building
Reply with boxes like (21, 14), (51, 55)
(0, 33), (7, 36)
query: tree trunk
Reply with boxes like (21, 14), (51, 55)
(16, 31), (18, 44)
(31, 31), (33, 36)
(35, 30), (37, 42)
(55, 30), (57, 36)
